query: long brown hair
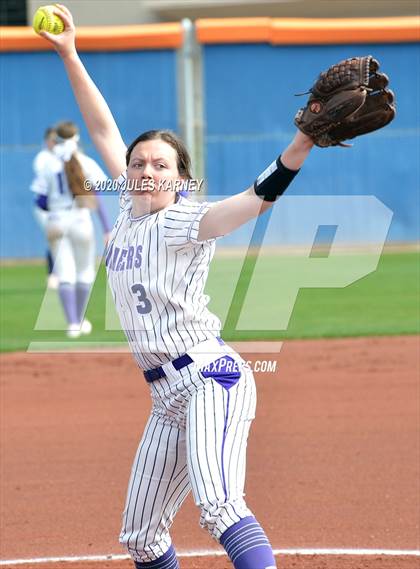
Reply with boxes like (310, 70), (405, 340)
(126, 130), (193, 179)
(55, 121), (86, 196)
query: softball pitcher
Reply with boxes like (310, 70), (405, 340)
(41, 5), (394, 568)
(31, 120), (111, 338)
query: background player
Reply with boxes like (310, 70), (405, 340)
(31, 120), (111, 338)
(39, 4), (394, 568)
(31, 127), (59, 289)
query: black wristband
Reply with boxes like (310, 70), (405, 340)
(253, 155), (300, 202)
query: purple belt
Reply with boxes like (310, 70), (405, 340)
(144, 337), (224, 383)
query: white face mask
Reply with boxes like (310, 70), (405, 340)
(53, 134), (80, 162)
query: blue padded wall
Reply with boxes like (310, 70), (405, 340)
(1, 42), (419, 256)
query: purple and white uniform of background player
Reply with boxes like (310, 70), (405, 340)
(31, 124), (111, 338)
(31, 127), (60, 288)
(106, 174), (273, 568)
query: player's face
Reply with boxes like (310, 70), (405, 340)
(46, 133), (57, 151)
(127, 139), (182, 212)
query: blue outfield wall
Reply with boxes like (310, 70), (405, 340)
(0, 41), (419, 258)
(204, 42), (420, 245)
(0, 49), (178, 258)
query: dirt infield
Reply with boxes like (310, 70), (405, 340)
(1, 336), (419, 568)
(11, 556), (418, 569)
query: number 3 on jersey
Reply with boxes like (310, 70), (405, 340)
(131, 283), (152, 314)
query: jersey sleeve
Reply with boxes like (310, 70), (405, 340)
(31, 151), (53, 194)
(33, 152), (45, 176)
(30, 169), (49, 196)
(163, 199), (215, 249)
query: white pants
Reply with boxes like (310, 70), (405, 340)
(33, 206), (48, 232)
(46, 208), (95, 284)
(119, 338), (257, 563)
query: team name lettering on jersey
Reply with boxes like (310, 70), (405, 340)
(106, 243), (143, 272)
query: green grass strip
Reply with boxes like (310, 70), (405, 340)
(0, 251), (418, 353)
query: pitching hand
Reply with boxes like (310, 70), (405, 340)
(38, 4), (77, 59)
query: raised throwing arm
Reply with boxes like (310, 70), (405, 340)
(39, 4), (127, 179)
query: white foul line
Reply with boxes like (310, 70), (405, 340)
(1, 549), (420, 565)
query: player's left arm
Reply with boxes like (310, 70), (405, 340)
(197, 130), (314, 241)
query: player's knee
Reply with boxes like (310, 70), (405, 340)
(55, 266), (76, 284)
(119, 532), (153, 562)
(75, 269), (94, 284)
(199, 499), (253, 541)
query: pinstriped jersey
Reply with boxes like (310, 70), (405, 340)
(106, 173), (221, 371)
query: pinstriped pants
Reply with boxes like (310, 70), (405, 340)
(119, 342), (257, 563)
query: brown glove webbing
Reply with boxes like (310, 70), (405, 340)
(294, 55), (396, 147)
